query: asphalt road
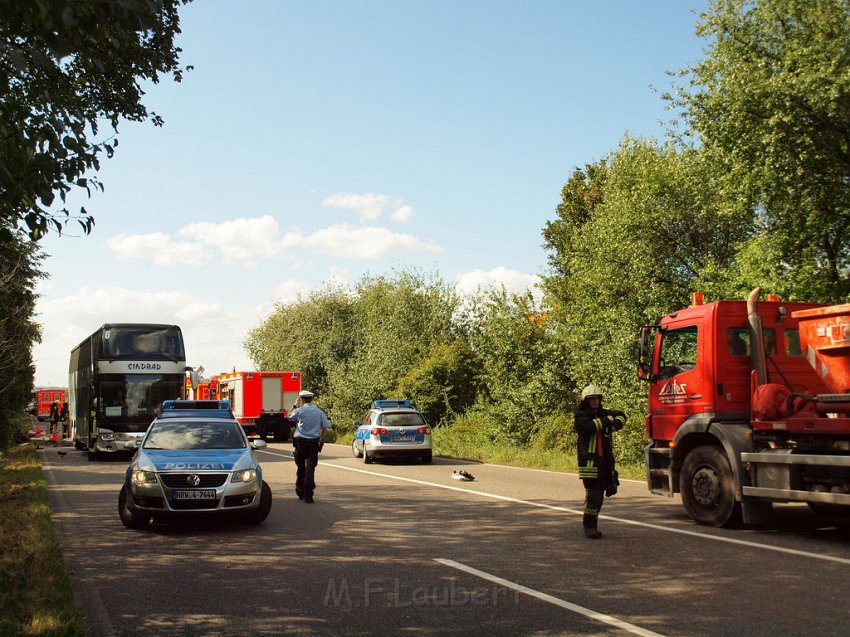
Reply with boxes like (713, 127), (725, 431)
(40, 441), (850, 637)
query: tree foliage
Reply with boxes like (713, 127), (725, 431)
(669, 0), (850, 301)
(0, 232), (43, 448)
(0, 0), (191, 241)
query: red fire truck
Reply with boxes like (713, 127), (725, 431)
(35, 387), (67, 421)
(213, 371), (302, 441)
(639, 289), (850, 527)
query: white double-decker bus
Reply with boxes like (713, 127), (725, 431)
(68, 324), (187, 458)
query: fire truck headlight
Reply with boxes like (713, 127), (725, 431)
(231, 469), (257, 483)
(99, 429), (115, 442)
(132, 469), (158, 486)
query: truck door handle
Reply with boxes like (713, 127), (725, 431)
(688, 394), (702, 399)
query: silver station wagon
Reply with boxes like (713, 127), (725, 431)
(352, 400), (432, 464)
(118, 400), (272, 528)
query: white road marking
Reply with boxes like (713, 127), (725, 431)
(260, 448), (850, 566)
(435, 558), (668, 637)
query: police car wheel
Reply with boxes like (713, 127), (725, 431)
(421, 452), (432, 464)
(118, 486), (149, 529)
(363, 445), (374, 464)
(245, 481), (272, 524)
(352, 439), (363, 458)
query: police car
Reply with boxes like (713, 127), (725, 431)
(118, 400), (272, 528)
(351, 400), (432, 464)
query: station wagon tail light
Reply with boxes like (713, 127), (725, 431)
(132, 469), (157, 486)
(370, 427), (389, 436)
(231, 469), (257, 483)
(417, 426), (431, 434)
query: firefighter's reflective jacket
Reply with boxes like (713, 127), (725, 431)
(574, 402), (625, 485)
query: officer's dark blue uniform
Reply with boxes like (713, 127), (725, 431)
(288, 391), (330, 504)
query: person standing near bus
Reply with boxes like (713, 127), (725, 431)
(49, 400), (60, 439)
(288, 390), (330, 504)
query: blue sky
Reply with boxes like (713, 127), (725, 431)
(33, 0), (709, 386)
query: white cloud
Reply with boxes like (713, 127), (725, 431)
(104, 233), (210, 267)
(455, 267), (542, 299)
(280, 223), (443, 259)
(179, 215), (282, 266)
(273, 278), (313, 304)
(391, 204), (415, 223)
(322, 192), (416, 223)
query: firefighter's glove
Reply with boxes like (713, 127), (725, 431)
(605, 470), (620, 498)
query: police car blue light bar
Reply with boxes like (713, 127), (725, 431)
(373, 399), (411, 409)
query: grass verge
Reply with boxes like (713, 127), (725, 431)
(0, 443), (83, 637)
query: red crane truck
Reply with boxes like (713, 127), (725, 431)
(214, 371), (302, 441)
(638, 289), (850, 526)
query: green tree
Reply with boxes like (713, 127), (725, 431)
(0, 0), (191, 241)
(462, 288), (572, 445)
(541, 138), (746, 461)
(393, 340), (484, 426)
(243, 285), (355, 406)
(0, 232), (44, 448)
(669, 0), (850, 301)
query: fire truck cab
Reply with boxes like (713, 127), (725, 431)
(639, 289), (850, 526)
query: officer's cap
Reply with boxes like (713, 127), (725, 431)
(298, 390), (315, 399)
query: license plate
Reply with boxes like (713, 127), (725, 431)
(172, 490), (216, 500)
(392, 435), (413, 442)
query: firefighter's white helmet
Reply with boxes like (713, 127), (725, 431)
(581, 384), (603, 400)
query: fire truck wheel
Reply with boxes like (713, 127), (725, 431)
(245, 481), (272, 524)
(680, 445), (741, 527)
(352, 439), (363, 458)
(118, 486), (149, 530)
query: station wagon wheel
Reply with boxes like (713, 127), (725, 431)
(118, 486), (149, 530)
(352, 439), (363, 458)
(363, 444), (374, 464)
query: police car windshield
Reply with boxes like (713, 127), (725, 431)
(380, 413), (426, 427)
(144, 421), (246, 450)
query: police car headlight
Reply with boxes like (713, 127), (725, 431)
(231, 469), (257, 483)
(132, 469), (158, 486)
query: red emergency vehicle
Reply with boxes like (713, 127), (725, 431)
(639, 289), (850, 526)
(35, 387), (67, 421)
(213, 371), (302, 441)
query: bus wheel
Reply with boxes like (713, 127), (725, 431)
(680, 446), (741, 527)
(118, 486), (149, 529)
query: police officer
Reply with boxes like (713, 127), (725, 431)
(574, 384), (625, 539)
(288, 390), (330, 504)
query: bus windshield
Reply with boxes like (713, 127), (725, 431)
(102, 326), (185, 360)
(100, 374), (185, 430)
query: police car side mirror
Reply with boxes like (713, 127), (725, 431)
(252, 439), (268, 450)
(123, 439), (141, 450)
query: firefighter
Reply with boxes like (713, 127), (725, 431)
(574, 384), (625, 539)
(288, 390), (330, 504)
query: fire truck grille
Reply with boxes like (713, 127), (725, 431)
(159, 473), (228, 488)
